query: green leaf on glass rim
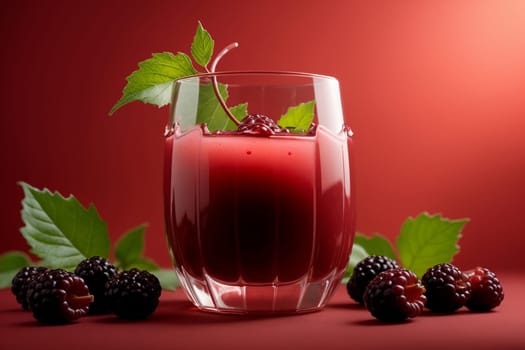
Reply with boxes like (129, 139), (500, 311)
(0, 251), (31, 288)
(229, 102), (248, 123)
(18, 182), (110, 270)
(278, 100), (315, 133)
(115, 224), (147, 269)
(109, 52), (198, 115)
(354, 233), (397, 261)
(151, 268), (180, 291)
(397, 212), (469, 278)
(196, 83), (247, 131)
(343, 243), (369, 283)
(191, 21), (214, 68)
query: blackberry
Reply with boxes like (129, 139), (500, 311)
(465, 267), (504, 312)
(421, 263), (471, 313)
(105, 268), (161, 320)
(74, 256), (118, 314)
(26, 269), (93, 324)
(237, 114), (283, 136)
(11, 266), (48, 310)
(363, 268), (426, 322)
(347, 255), (400, 304)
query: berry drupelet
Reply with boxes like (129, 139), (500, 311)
(364, 268), (426, 322)
(74, 256), (118, 314)
(421, 263), (471, 313)
(11, 266), (48, 310)
(464, 267), (504, 311)
(347, 255), (400, 304)
(25, 269), (93, 324)
(104, 268), (161, 320)
(237, 114), (284, 136)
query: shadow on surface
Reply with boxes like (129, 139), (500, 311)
(349, 318), (415, 326)
(326, 302), (364, 310)
(94, 298), (315, 325)
(420, 309), (482, 317)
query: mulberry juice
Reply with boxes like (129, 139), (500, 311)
(164, 124), (355, 314)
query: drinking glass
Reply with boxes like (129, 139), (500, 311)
(164, 71), (355, 314)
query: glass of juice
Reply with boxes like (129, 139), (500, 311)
(164, 71), (355, 314)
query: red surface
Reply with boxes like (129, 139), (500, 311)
(1, 1), (525, 271)
(1, 274), (523, 350)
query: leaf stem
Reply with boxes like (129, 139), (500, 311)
(206, 42), (241, 126)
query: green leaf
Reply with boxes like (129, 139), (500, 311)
(115, 224), (147, 269)
(109, 52), (198, 115)
(354, 233), (397, 261)
(18, 182), (110, 270)
(121, 257), (159, 271)
(278, 100), (315, 133)
(150, 268), (180, 291)
(229, 103), (248, 124)
(191, 21), (214, 68)
(342, 243), (369, 283)
(397, 213), (469, 278)
(113, 224), (164, 272)
(196, 83), (247, 131)
(0, 251), (31, 289)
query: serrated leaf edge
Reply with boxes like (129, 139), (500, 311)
(397, 212), (469, 276)
(191, 21), (215, 68)
(18, 182), (109, 269)
(109, 52), (198, 115)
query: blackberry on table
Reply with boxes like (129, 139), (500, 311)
(74, 256), (118, 314)
(11, 266), (48, 310)
(363, 268), (426, 322)
(465, 267), (504, 312)
(104, 268), (161, 320)
(347, 255), (400, 304)
(26, 269), (92, 324)
(421, 263), (471, 313)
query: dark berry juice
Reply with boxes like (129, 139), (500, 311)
(164, 124), (354, 313)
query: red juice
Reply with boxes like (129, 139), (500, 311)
(164, 124), (354, 312)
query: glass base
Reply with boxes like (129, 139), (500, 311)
(176, 268), (342, 315)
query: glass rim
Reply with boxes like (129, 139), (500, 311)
(174, 70), (339, 83)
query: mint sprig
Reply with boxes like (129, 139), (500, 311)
(0, 182), (179, 290)
(110, 21), (315, 133)
(346, 213), (469, 280)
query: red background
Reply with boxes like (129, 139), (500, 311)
(1, 0), (524, 272)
